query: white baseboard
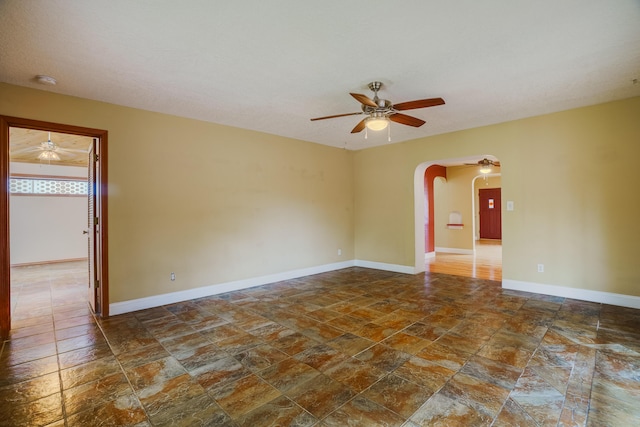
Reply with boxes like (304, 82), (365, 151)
(435, 247), (474, 255)
(354, 260), (415, 274)
(502, 279), (640, 310)
(110, 264), (640, 316)
(110, 260), (355, 315)
(425, 252), (436, 260)
(11, 257), (88, 268)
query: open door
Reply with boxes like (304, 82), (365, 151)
(0, 116), (109, 339)
(87, 138), (99, 313)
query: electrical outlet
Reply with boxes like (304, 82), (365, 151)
(537, 264), (544, 273)
(170, 272), (176, 281)
(338, 249), (342, 256)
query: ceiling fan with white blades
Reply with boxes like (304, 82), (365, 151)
(310, 81), (445, 134)
(11, 132), (88, 163)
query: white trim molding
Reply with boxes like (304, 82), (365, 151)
(354, 260), (415, 275)
(435, 247), (474, 255)
(503, 279), (640, 310)
(425, 252), (436, 260)
(110, 260), (355, 315)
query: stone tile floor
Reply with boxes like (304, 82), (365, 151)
(1, 262), (640, 426)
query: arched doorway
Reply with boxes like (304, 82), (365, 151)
(414, 156), (503, 280)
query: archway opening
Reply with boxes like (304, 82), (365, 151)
(414, 156), (502, 280)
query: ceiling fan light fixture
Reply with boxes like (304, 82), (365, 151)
(365, 116), (389, 131)
(35, 75), (57, 85)
(38, 150), (60, 161)
(479, 165), (492, 174)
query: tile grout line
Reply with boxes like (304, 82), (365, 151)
(555, 302), (598, 427)
(93, 310), (153, 425)
(48, 268), (69, 427)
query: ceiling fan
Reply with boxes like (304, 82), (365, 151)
(465, 158), (501, 173)
(10, 132), (88, 162)
(310, 81), (445, 134)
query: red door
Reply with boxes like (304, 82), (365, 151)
(479, 188), (502, 239)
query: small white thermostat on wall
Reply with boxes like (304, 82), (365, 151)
(506, 201), (514, 211)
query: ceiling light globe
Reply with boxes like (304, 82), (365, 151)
(479, 166), (492, 174)
(365, 117), (389, 131)
(38, 151), (60, 161)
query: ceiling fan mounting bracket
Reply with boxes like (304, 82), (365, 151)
(368, 81), (383, 93)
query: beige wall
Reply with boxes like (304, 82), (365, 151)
(355, 96), (640, 297)
(433, 176), (451, 249)
(433, 166), (500, 251)
(3, 83), (639, 302)
(1, 83), (355, 303)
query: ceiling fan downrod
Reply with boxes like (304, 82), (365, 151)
(368, 81), (383, 104)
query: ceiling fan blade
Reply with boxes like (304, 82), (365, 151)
(389, 113), (426, 127)
(350, 93), (377, 108)
(9, 147), (40, 155)
(350, 119), (366, 133)
(310, 112), (362, 121)
(57, 147), (90, 153)
(393, 97), (445, 111)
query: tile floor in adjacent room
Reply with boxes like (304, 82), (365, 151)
(2, 262), (640, 426)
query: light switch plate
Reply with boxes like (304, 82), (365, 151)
(506, 201), (514, 211)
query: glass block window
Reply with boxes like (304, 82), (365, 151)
(9, 177), (88, 196)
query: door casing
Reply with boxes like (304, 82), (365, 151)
(0, 116), (109, 339)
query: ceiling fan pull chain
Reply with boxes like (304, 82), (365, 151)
(388, 124), (391, 142)
(365, 127), (368, 139)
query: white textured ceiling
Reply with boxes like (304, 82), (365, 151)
(1, 1), (639, 150)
